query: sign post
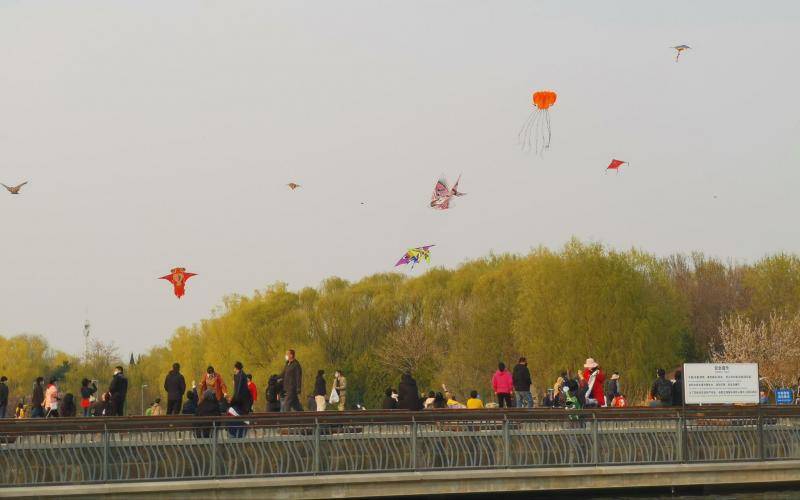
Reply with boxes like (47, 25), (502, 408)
(683, 363), (759, 405)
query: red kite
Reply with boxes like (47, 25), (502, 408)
(606, 159), (628, 173)
(159, 267), (196, 299)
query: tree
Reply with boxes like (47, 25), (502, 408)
(711, 313), (800, 387)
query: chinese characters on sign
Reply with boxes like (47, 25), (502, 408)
(683, 363), (759, 405)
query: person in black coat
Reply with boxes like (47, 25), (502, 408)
(230, 361), (252, 415)
(512, 357), (533, 408)
(108, 366), (128, 416)
(382, 388), (399, 409)
(60, 393), (76, 417)
(31, 377), (45, 418)
(672, 370), (684, 406)
(163, 363), (187, 415)
(195, 390), (220, 438)
(398, 372), (422, 411)
(0, 376), (9, 418)
(280, 350), (303, 412)
(181, 390), (198, 415)
(266, 375), (282, 412)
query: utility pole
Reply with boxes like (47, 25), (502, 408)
(83, 318), (91, 362)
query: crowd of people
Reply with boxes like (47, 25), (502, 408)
(0, 351), (703, 419)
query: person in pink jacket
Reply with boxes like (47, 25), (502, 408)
(491, 363), (514, 408)
(44, 378), (60, 418)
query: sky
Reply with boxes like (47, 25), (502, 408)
(1, 1), (799, 356)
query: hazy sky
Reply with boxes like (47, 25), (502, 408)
(1, 1), (799, 356)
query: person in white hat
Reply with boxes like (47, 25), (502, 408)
(582, 358), (605, 408)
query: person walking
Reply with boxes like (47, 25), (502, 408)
(314, 370), (327, 412)
(280, 349), (303, 412)
(199, 366), (227, 402)
(0, 376), (9, 418)
(512, 357), (533, 408)
(79, 379), (98, 417)
(246, 374), (258, 413)
(582, 358), (606, 408)
(333, 370), (347, 411)
(649, 368), (673, 407)
(604, 372), (620, 408)
(44, 378), (60, 417)
(230, 361), (253, 415)
(108, 366), (129, 416)
(164, 363), (187, 415)
(398, 372), (422, 411)
(492, 362), (514, 408)
(31, 377), (45, 418)
(672, 369), (684, 406)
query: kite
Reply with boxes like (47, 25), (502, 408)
(287, 183), (301, 190)
(518, 90), (557, 155)
(2, 181), (28, 194)
(159, 267), (196, 299)
(606, 159), (628, 173)
(671, 45), (691, 62)
(430, 175), (466, 210)
(395, 245), (434, 269)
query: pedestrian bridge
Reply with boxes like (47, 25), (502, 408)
(2, 407), (800, 498)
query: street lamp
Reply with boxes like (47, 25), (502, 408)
(141, 384), (148, 416)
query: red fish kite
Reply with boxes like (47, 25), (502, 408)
(606, 159), (628, 173)
(159, 267), (196, 299)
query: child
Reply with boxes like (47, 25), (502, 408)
(466, 390), (484, 409)
(14, 402), (25, 419)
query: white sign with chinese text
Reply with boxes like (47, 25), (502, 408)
(683, 363), (759, 405)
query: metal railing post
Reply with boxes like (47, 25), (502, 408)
(503, 415), (510, 468)
(211, 421), (218, 478)
(102, 424), (109, 482)
(313, 418), (320, 474)
(675, 412), (683, 463)
(410, 417), (417, 471)
(758, 408), (765, 460)
(591, 413), (599, 465)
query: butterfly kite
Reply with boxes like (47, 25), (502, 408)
(430, 175), (466, 210)
(159, 267), (196, 299)
(395, 245), (434, 269)
(606, 159), (628, 173)
(518, 90), (557, 155)
(671, 45), (690, 62)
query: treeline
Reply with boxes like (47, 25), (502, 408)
(3, 239), (800, 411)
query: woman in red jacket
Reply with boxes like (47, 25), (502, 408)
(582, 358), (606, 407)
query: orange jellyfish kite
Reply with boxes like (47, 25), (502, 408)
(159, 267), (196, 299)
(518, 90), (557, 155)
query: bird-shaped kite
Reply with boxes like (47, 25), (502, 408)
(606, 159), (628, 173)
(430, 175), (466, 210)
(159, 267), (196, 299)
(671, 45), (691, 62)
(519, 90), (557, 155)
(395, 245), (434, 269)
(287, 182), (301, 190)
(2, 181), (28, 194)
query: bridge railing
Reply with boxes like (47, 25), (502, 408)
(1, 407), (799, 487)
